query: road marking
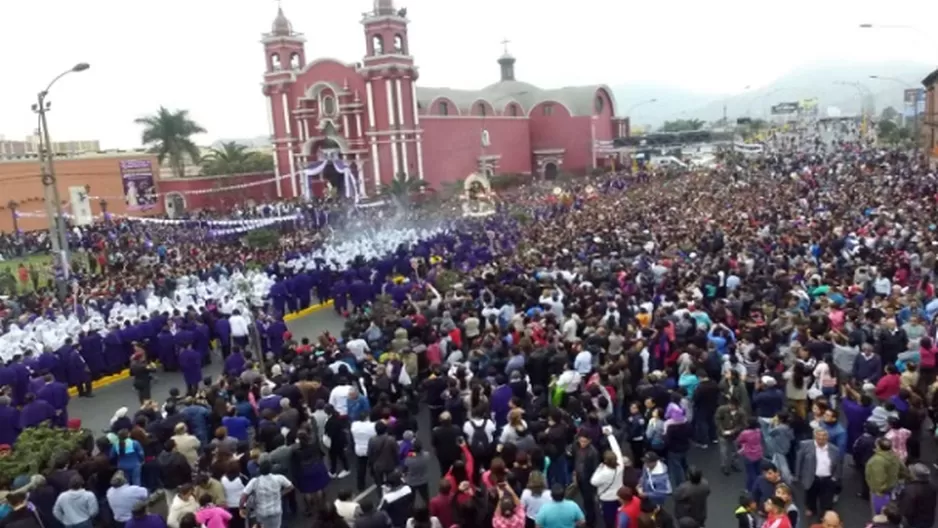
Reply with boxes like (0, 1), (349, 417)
(354, 484), (377, 502)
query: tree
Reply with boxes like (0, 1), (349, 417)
(134, 107), (206, 178)
(877, 120), (900, 144)
(880, 106), (900, 123)
(660, 119), (705, 132)
(380, 173), (428, 201)
(201, 142), (273, 176)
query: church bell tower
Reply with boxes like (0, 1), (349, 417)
(360, 0), (424, 190)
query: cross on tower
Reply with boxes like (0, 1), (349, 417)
(501, 38), (511, 54)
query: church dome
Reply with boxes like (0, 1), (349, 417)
(271, 7), (293, 36)
(374, 0), (396, 15)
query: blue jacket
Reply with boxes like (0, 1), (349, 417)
(347, 396), (371, 421)
(639, 462), (672, 505)
(821, 421), (848, 453)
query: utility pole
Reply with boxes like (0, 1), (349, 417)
(32, 63), (90, 296)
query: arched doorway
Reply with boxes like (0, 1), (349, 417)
(165, 192), (186, 218)
(544, 162), (559, 180)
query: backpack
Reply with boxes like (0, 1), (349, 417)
(469, 420), (492, 457)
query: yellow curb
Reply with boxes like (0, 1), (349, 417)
(283, 300), (334, 322)
(68, 368), (130, 397)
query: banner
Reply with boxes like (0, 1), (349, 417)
(771, 102), (800, 115)
(68, 186), (94, 226)
(119, 159), (158, 211)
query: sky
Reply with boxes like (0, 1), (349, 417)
(1, 0), (936, 149)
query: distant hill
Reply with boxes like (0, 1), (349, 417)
(610, 83), (725, 129)
(612, 61), (934, 127)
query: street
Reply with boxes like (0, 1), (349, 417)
(65, 309), (927, 527)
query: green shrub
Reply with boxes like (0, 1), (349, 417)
(0, 425), (89, 482)
(434, 269), (461, 293)
(243, 229), (280, 250)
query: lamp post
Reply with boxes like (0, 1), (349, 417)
(8, 201), (18, 237)
(33, 62), (89, 291)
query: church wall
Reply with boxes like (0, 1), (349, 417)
(528, 105), (594, 173)
(157, 172), (278, 212)
(419, 117), (529, 187)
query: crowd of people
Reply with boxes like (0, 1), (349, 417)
(0, 120), (937, 528)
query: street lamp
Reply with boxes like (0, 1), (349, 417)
(33, 62), (90, 290)
(626, 98), (657, 115)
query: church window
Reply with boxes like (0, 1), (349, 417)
(290, 53), (300, 69)
(322, 96), (336, 116)
(508, 104), (519, 117)
(372, 35), (384, 55)
(270, 53), (281, 71)
(439, 101), (449, 116)
(476, 102), (487, 116)
(543, 104), (554, 116)
(595, 95), (605, 113)
(393, 34), (405, 54)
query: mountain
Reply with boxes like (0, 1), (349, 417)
(612, 60), (934, 127)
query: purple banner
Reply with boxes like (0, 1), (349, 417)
(119, 159), (158, 211)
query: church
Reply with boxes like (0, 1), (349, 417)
(261, 0), (627, 199)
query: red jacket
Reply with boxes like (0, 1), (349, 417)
(618, 497), (642, 527)
(920, 345), (937, 369)
(875, 373), (901, 401)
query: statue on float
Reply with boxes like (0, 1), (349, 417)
(461, 172), (497, 217)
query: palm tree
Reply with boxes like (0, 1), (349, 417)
(381, 173), (427, 197)
(201, 141), (256, 176)
(134, 107), (206, 178)
(380, 173), (427, 209)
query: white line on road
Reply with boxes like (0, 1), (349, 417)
(354, 484), (377, 502)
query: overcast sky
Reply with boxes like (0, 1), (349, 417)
(1, 0), (936, 149)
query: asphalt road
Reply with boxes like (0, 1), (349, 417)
(66, 309), (934, 527)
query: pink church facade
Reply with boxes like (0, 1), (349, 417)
(262, 0), (627, 198)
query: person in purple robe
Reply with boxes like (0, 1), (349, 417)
(193, 321), (211, 366)
(66, 346), (92, 397)
(9, 355), (32, 407)
(38, 348), (62, 382)
(104, 326), (125, 374)
(267, 319), (287, 356)
(224, 350), (246, 377)
(35, 374), (69, 427)
(0, 396), (20, 445)
(20, 393), (56, 429)
(78, 331), (105, 382)
(21, 351), (39, 373)
(214, 316), (232, 359)
(841, 392), (874, 454)
(156, 325), (177, 371)
(178, 343), (202, 397)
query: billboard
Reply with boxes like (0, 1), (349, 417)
(118, 159), (158, 211)
(904, 88), (925, 118)
(771, 102), (800, 115)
